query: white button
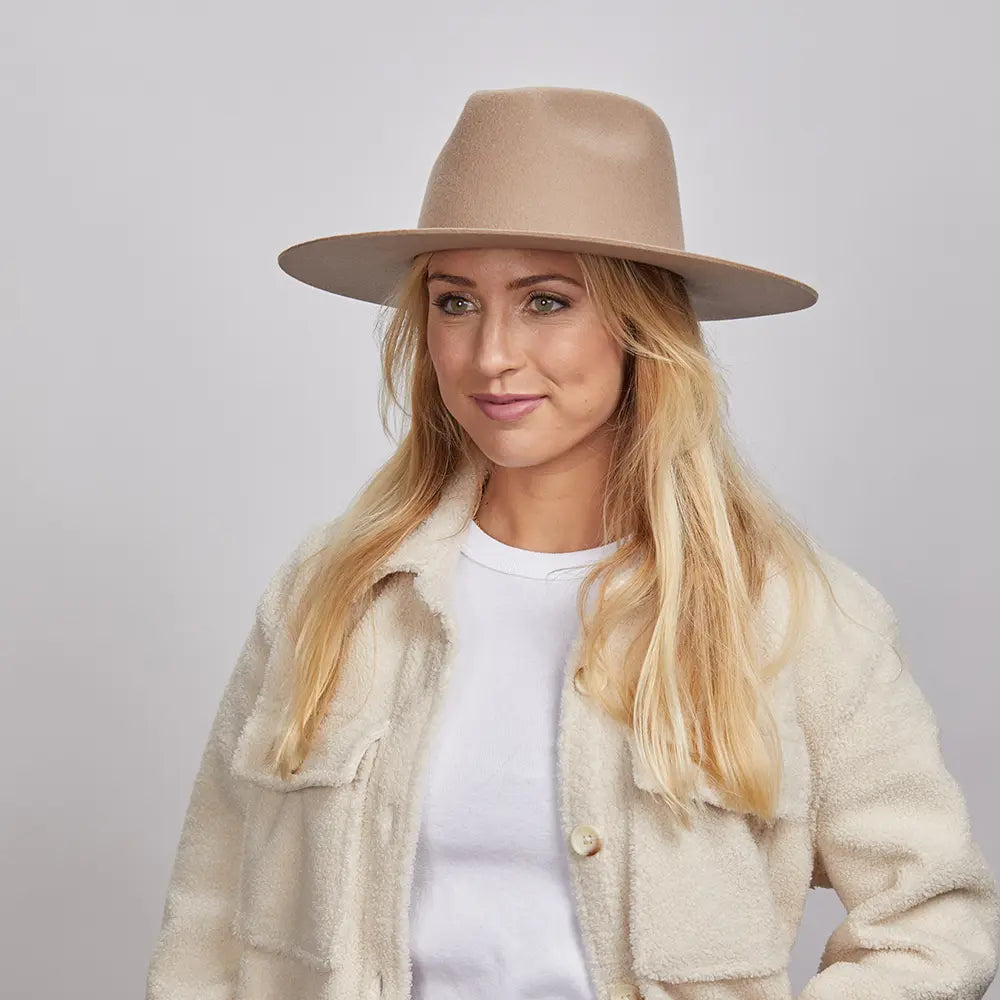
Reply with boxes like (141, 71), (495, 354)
(609, 984), (640, 1000)
(569, 823), (602, 856)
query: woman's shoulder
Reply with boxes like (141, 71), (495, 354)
(761, 537), (903, 743)
(807, 540), (898, 641)
(253, 513), (347, 640)
(763, 535), (899, 645)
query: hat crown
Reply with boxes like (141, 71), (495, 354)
(417, 87), (686, 252)
(276, 85), (818, 321)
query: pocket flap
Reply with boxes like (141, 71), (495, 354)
(629, 735), (808, 821)
(629, 667), (811, 822)
(232, 698), (388, 791)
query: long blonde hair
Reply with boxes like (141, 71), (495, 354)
(268, 250), (840, 826)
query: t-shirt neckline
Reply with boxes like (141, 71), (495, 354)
(459, 518), (623, 580)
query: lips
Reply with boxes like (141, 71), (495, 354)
(472, 395), (545, 421)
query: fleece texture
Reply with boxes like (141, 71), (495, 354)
(144, 453), (1000, 1000)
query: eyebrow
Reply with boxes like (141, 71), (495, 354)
(425, 271), (584, 291)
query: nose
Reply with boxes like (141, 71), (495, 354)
(471, 308), (525, 377)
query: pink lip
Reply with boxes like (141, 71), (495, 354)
(472, 395), (545, 421)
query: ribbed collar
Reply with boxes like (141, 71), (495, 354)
(459, 517), (624, 580)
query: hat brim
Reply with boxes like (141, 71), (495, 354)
(276, 228), (817, 322)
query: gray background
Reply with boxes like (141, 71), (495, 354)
(2, 1), (997, 997)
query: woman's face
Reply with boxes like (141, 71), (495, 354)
(425, 247), (625, 471)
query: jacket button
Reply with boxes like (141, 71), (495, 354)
(609, 985), (640, 1000)
(569, 823), (602, 856)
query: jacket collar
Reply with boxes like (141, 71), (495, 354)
(371, 453), (792, 657)
(374, 452), (484, 622)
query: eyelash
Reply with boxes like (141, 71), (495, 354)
(431, 291), (570, 316)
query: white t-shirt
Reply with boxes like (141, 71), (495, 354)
(408, 517), (623, 1000)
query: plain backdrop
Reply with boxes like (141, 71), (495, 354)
(2, 1), (997, 997)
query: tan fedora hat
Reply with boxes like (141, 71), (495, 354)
(277, 86), (818, 322)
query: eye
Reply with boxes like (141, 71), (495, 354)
(527, 293), (568, 314)
(431, 291), (570, 316)
(432, 292), (474, 315)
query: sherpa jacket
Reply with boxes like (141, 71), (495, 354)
(144, 455), (1000, 1000)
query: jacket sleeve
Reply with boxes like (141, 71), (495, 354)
(799, 610), (1000, 1000)
(144, 529), (321, 1000)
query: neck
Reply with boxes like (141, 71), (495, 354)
(474, 439), (617, 553)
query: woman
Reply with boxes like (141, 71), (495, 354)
(144, 87), (1000, 1000)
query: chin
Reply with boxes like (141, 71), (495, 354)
(470, 439), (559, 471)
(484, 455), (546, 471)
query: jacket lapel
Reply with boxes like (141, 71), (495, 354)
(374, 453), (484, 620)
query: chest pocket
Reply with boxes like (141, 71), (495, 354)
(229, 695), (388, 972)
(626, 703), (811, 991)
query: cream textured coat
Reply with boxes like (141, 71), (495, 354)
(145, 457), (1000, 1000)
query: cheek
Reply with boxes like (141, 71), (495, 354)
(546, 332), (623, 412)
(427, 331), (464, 387)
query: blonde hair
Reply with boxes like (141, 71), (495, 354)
(267, 250), (841, 826)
